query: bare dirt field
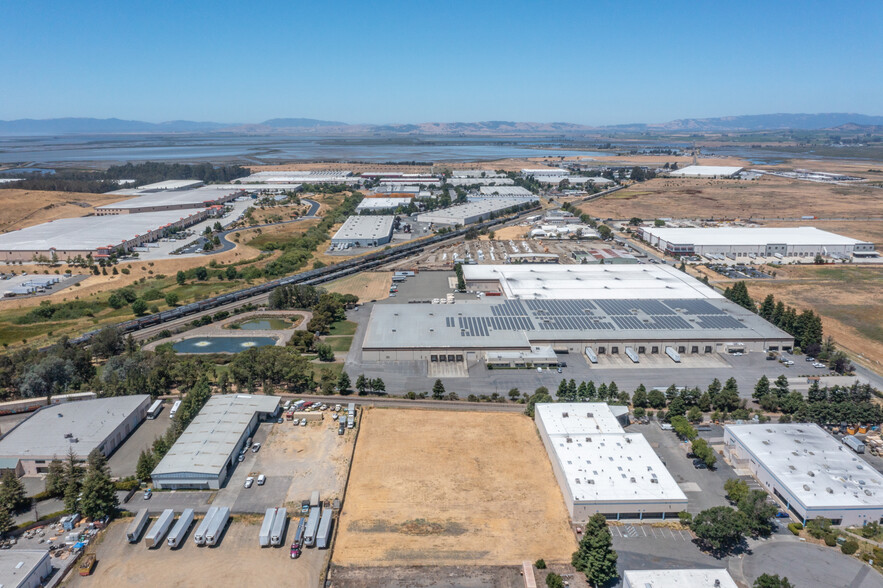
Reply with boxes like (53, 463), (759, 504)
(0, 189), (133, 232)
(479, 225), (529, 241)
(721, 265), (883, 370)
(579, 175), (883, 220)
(65, 516), (325, 588)
(333, 408), (576, 567)
(325, 271), (392, 301)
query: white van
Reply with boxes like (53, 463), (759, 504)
(257, 474), (266, 486)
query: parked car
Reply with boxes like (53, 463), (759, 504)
(237, 453), (245, 462)
(692, 459), (707, 470)
(776, 511), (790, 518)
(332, 413), (339, 420)
(300, 419), (307, 427)
(251, 443), (261, 453)
(257, 474), (266, 486)
(338, 423), (345, 435)
(806, 356), (815, 362)
(143, 489), (152, 500)
(244, 477), (254, 488)
(277, 417), (284, 424)
(557, 367), (562, 374)
(335, 404), (342, 412)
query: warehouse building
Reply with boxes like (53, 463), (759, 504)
(361, 265), (793, 364)
(724, 423), (883, 526)
(536, 403), (687, 521)
(640, 226), (875, 258)
(0, 208), (217, 262)
(236, 170), (358, 184)
(521, 168), (568, 177)
(355, 197), (413, 214)
(0, 395), (150, 475)
(473, 186), (535, 199)
(669, 165), (744, 178)
(452, 170), (506, 178)
(151, 395), (280, 490)
(416, 198), (533, 226)
(623, 569), (737, 588)
(331, 215), (395, 247)
(447, 177), (515, 187)
(96, 186), (243, 215)
(0, 549), (53, 588)
(133, 179), (205, 192)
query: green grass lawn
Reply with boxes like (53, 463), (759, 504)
(328, 320), (357, 336)
(309, 361), (344, 381)
(324, 335), (354, 353)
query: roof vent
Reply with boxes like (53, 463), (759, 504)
(803, 484), (811, 491)
(826, 487), (834, 494)
(587, 479), (594, 484)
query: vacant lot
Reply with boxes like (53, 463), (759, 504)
(334, 408), (576, 567)
(0, 189), (133, 232)
(734, 265), (883, 370)
(579, 175), (883, 220)
(66, 516), (325, 588)
(326, 271), (392, 302)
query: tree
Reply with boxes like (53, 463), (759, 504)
(0, 470), (28, 512)
(194, 266), (208, 281)
(754, 575), (794, 588)
(724, 478), (750, 504)
(432, 379), (446, 400)
(715, 378), (741, 412)
(738, 490), (777, 536)
(759, 295), (776, 320)
(647, 389), (666, 409)
(691, 438), (717, 469)
(370, 378), (386, 394)
(107, 293), (124, 309)
(545, 573), (564, 588)
(686, 405), (703, 423)
(79, 449), (118, 520)
(164, 292), (179, 306)
(337, 371), (351, 395)
(632, 384), (648, 408)
(316, 344), (334, 362)
(691, 506), (747, 554)
(176, 270), (186, 285)
(753, 375), (770, 401)
(723, 281), (755, 312)
(572, 513), (618, 587)
(773, 374), (790, 398)
(0, 505), (12, 537)
(131, 298), (148, 316)
(356, 374), (368, 395)
(136, 449), (156, 482)
(45, 459), (66, 497)
(508, 388), (521, 401)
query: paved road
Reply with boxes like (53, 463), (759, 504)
(213, 197), (320, 254)
(278, 393), (525, 413)
(739, 541), (883, 588)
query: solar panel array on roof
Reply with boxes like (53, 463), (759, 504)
(459, 315), (535, 337)
(611, 315), (694, 330)
(662, 299), (725, 315)
(595, 299), (675, 316)
(695, 316), (747, 329)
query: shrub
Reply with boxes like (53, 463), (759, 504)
(678, 511), (693, 525)
(841, 539), (859, 555)
(824, 533), (838, 547)
(788, 523), (803, 535)
(535, 558), (546, 569)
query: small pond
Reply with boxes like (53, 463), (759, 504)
(172, 336), (278, 354)
(232, 317), (293, 330)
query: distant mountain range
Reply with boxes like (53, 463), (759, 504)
(1, 113), (882, 136)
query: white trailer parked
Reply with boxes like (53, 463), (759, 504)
(316, 508), (333, 549)
(145, 509), (175, 548)
(260, 508), (275, 547)
(303, 506), (321, 547)
(194, 506), (219, 546)
(584, 347), (598, 364)
(665, 346), (681, 363)
(126, 509), (150, 543)
(170, 400), (182, 418)
(205, 507), (230, 546)
(270, 507), (287, 546)
(146, 399), (163, 419)
(167, 509), (194, 548)
(625, 347), (640, 363)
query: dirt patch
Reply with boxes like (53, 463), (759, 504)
(579, 174), (883, 220)
(0, 189), (134, 232)
(325, 271), (392, 301)
(334, 408), (576, 567)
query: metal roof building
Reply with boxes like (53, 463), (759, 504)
(0, 549), (53, 588)
(331, 215), (395, 247)
(668, 165), (743, 178)
(724, 423), (883, 526)
(0, 395), (150, 476)
(536, 403), (687, 521)
(96, 186), (243, 215)
(623, 569), (737, 588)
(475, 186), (535, 198)
(447, 177), (515, 187)
(236, 171), (358, 184)
(355, 197), (413, 214)
(151, 394), (280, 490)
(0, 208), (216, 262)
(134, 179), (205, 191)
(416, 199), (532, 226)
(641, 226), (875, 258)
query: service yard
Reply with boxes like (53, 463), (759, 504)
(332, 408), (576, 569)
(65, 516), (323, 588)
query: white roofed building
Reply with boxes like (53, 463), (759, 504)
(331, 215), (395, 247)
(623, 569), (738, 588)
(669, 165), (743, 178)
(355, 197), (413, 214)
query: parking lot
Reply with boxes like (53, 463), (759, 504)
(108, 407), (173, 478)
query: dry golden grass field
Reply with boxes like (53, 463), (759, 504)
(325, 271), (392, 301)
(0, 189), (133, 232)
(334, 408), (577, 567)
(579, 175), (883, 220)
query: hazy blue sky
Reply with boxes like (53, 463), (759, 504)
(2, 0), (881, 125)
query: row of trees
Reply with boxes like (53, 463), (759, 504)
(268, 284), (357, 334)
(669, 416), (717, 468)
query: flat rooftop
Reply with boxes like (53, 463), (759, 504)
(0, 395), (149, 459)
(417, 199), (532, 222)
(238, 171), (354, 183)
(0, 549), (50, 586)
(332, 215), (395, 241)
(642, 226), (868, 246)
(623, 569), (737, 588)
(726, 423), (883, 510)
(462, 264), (722, 300)
(152, 395), (279, 478)
(136, 179), (205, 191)
(537, 403), (686, 506)
(478, 186), (534, 196)
(669, 165), (743, 177)
(98, 186), (243, 210)
(355, 197), (413, 211)
(362, 295), (786, 349)
(0, 210), (207, 251)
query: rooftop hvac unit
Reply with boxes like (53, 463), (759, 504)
(803, 484), (811, 491)
(587, 479), (594, 484)
(651, 478), (659, 484)
(808, 471), (815, 477)
(626, 438), (632, 444)
(826, 487), (834, 494)
(562, 412), (569, 418)
(566, 437), (572, 443)
(630, 477), (636, 483)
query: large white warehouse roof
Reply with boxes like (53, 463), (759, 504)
(669, 165), (743, 177)
(462, 264), (722, 300)
(623, 569), (738, 588)
(642, 226), (868, 247)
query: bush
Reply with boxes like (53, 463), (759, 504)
(114, 478), (141, 492)
(824, 533), (838, 547)
(788, 522), (803, 535)
(841, 539), (859, 555)
(678, 511), (693, 525)
(535, 558), (546, 569)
